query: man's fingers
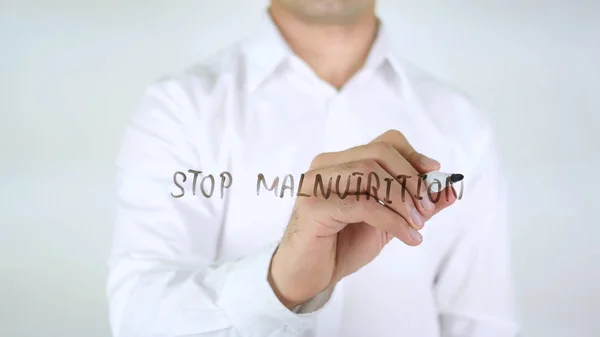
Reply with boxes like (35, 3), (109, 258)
(369, 129), (440, 172)
(301, 160), (425, 230)
(428, 185), (459, 215)
(309, 142), (436, 218)
(310, 129), (438, 174)
(308, 195), (423, 246)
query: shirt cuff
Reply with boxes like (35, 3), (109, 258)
(218, 243), (331, 333)
(293, 286), (335, 314)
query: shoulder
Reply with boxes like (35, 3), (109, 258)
(124, 42), (247, 169)
(134, 41), (249, 142)
(144, 42), (246, 117)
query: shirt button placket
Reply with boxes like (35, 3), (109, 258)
(323, 95), (350, 152)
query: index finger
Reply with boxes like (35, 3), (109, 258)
(370, 129), (440, 173)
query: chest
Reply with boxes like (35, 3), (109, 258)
(218, 88), (459, 261)
(209, 88), (462, 333)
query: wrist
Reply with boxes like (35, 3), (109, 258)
(268, 243), (322, 309)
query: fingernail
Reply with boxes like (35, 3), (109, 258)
(420, 156), (439, 168)
(420, 194), (435, 211)
(408, 227), (423, 243)
(411, 208), (424, 229)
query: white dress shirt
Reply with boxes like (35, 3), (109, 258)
(107, 13), (518, 337)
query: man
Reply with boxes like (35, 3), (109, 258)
(107, 0), (518, 336)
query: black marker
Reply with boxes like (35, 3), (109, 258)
(422, 171), (464, 193)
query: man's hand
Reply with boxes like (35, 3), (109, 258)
(268, 129), (458, 308)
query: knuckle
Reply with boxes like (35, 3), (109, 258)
(337, 198), (356, 214)
(384, 129), (405, 140)
(303, 195), (321, 210)
(339, 161), (355, 172)
(333, 162), (354, 178)
(386, 129), (412, 149)
(311, 152), (329, 168)
(400, 198), (416, 214)
(372, 141), (395, 157)
(389, 190), (412, 212)
(297, 192), (316, 207)
(359, 198), (378, 213)
(360, 159), (379, 173)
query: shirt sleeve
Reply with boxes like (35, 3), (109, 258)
(106, 81), (330, 337)
(434, 130), (520, 337)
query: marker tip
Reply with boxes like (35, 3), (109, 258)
(450, 174), (464, 183)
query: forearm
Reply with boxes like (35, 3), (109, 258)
(108, 244), (322, 337)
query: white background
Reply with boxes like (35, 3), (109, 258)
(1, 1), (599, 336)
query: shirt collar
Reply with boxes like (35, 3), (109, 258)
(242, 11), (414, 98)
(242, 13), (291, 92)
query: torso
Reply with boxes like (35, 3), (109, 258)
(206, 65), (466, 336)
